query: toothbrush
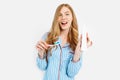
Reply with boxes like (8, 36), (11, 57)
(48, 42), (60, 56)
(48, 42), (60, 47)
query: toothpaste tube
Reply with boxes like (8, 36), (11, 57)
(81, 24), (87, 51)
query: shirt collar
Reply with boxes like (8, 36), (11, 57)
(54, 36), (70, 48)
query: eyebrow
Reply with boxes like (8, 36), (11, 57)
(60, 11), (70, 14)
(64, 11), (70, 13)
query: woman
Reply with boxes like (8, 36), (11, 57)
(36, 3), (92, 80)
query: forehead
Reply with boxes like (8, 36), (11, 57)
(60, 6), (71, 13)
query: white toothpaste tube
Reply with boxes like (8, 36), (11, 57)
(81, 24), (87, 51)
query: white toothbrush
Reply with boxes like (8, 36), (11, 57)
(48, 42), (60, 47)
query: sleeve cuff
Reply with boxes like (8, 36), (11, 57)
(36, 56), (47, 70)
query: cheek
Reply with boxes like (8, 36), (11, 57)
(68, 16), (73, 21)
(68, 17), (73, 24)
(57, 18), (61, 23)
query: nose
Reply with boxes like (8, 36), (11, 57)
(61, 15), (66, 20)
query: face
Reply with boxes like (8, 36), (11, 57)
(58, 6), (73, 31)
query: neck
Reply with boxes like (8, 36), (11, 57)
(60, 29), (69, 37)
(60, 29), (69, 47)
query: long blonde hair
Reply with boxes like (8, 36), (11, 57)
(45, 3), (79, 62)
(46, 3), (79, 51)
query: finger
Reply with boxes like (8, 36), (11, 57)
(86, 33), (93, 46)
(86, 32), (90, 41)
(40, 40), (49, 48)
(39, 41), (48, 49)
(87, 41), (93, 48)
(36, 43), (46, 53)
(38, 40), (48, 49)
(36, 44), (45, 50)
(36, 46), (43, 52)
(86, 33), (92, 44)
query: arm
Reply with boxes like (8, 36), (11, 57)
(36, 54), (48, 71)
(67, 52), (83, 78)
(36, 32), (49, 71)
(67, 33), (92, 77)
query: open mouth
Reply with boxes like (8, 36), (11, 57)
(60, 22), (68, 26)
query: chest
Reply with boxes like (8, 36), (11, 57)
(48, 46), (73, 62)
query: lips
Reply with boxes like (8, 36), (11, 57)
(60, 22), (68, 26)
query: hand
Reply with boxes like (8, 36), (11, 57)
(36, 40), (49, 59)
(73, 33), (93, 62)
(75, 33), (93, 53)
(73, 34), (82, 62)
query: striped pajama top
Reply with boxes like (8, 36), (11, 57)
(36, 32), (83, 80)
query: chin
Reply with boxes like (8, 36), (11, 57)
(61, 27), (69, 31)
(60, 24), (70, 30)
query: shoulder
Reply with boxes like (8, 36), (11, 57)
(41, 32), (50, 41)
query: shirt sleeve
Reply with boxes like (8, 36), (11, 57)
(67, 52), (83, 78)
(36, 56), (48, 71)
(41, 32), (49, 41)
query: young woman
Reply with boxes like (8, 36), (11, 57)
(36, 3), (92, 80)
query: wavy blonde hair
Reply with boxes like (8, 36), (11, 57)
(45, 4), (79, 61)
(45, 3), (79, 62)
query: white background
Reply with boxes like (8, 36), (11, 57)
(0, 0), (120, 80)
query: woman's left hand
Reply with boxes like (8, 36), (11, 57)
(73, 33), (92, 62)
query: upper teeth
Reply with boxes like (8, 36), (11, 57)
(62, 22), (67, 24)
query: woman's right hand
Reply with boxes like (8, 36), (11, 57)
(36, 40), (49, 59)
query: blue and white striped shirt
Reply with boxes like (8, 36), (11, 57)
(36, 32), (83, 80)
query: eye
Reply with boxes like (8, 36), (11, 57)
(58, 14), (62, 16)
(66, 13), (69, 15)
